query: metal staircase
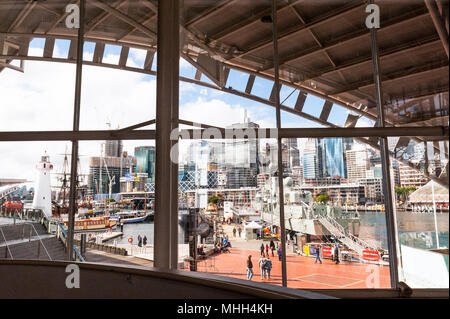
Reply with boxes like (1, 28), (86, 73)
(318, 216), (378, 256)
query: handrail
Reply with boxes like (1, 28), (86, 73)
(0, 227), (13, 260)
(27, 223), (52, 261)
(318, 216), (365, 255)
(73, 245), (86, 262)
(57, 222), (85, 262)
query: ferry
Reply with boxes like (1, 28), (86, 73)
(62, 216), (117, 231)
(110, 211), (151, 224)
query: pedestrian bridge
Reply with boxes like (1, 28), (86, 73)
(0, 183), (26, 201)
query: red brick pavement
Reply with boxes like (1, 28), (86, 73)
(183, 247), (391, 289)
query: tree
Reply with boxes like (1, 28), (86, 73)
(208, 196), (219, 204)
(315, 194), (329, 204)
(395, 186), (417, 203)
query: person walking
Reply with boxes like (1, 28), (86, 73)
(315, 245), (322, 264)
(334, 244), (340, 264)
(246, 255), (254, 280)
(260, 243), (265, 257)
(233, 227), (237, 237)
(258, 256), (267, 280)
(238, 227), (242, 238)
(137, 234), (142, 247)
(265, 244), (269, 257)
(143, 235), (147, 246)
(270, 240), (275, 257)
(264, 258), (272, 280)
(277, 246), (282, 261)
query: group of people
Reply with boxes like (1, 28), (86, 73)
(246, 254), (273, 281)
(314, 244), (340, 264)
(260, 240), (282, 261)
(232, 226), (242, 238)
(137, 234), (147, 247)
(212, 236), (232, 254)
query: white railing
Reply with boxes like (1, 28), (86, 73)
(318, 216), (367, 256)
(28, 223), (52, 261)
(0, 227), (13, 259)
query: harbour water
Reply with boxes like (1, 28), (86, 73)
(111, 221), (186, 245)
(109, 211), (449, 251)
(2, 211), (447, 251)
(359, 211), (449, 250)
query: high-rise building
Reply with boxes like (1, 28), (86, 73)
(88, 142), (135, 196)
(318, 138), (346, 178)
(103, 140), (123, 158)
(88, 156), (123, 195)
(303, 139), (319, 180)
(399, 160), (428, 188)
(346, 146), (369, 182)
(285, 138), (300, 169)
(135, 146), (156, 183)
(224, 117), (260, 188)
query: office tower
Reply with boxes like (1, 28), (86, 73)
(303, 139), (319, 180)
(224, 117), (260, 188)
(135, 146), (156, 183)
(318, 138), (346, 178)
(103, 140), (123, 158)
(346, 146), (369, 182)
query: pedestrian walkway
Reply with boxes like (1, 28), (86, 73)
(185, 247), (391, 289)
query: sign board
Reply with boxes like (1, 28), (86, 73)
(322, 247), (332, 258)
(363, 250), (379, 261)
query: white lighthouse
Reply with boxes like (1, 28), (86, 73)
(32, 152), (53, 217)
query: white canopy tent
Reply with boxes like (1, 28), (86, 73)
(409, 181), (449, 204)
(242, 220), (262, 240)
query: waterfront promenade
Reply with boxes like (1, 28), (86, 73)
(184, 223), (391, 289)
(189, 247), (391, 289)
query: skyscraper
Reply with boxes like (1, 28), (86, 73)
(318, 138), (346, 178)
(135, 146), (156, 183)
(303, 139), (319, 180)
(103, 140), (123, 158)
(346, 146), (369, 182)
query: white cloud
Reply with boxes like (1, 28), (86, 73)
(0, 44), (280, 185)
(180, 97), (246, 128)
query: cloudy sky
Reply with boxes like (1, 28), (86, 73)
(0, 39), (372, 186)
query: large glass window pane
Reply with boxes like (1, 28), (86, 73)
(389, 136), (449, 288)
(284, 137), (392, 289)
(77, 140), (155, 268)
(0, 141), (71, 261)
(81, 1), (157, 131)
(177, 136), (282, 287)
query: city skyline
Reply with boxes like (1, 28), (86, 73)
(0, 40), (373, 182)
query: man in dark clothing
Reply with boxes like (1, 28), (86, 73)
(315, 245), (322, 264)
(260, 243), (265, 257)
(270, 240), (275, 257)
(143, 235), (147, 246)
(246, 255), (253, 280)
(334, 245), (340, 264)
(264, 259), (272, 279)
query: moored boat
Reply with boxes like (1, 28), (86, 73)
(62, 216), (117, 231)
